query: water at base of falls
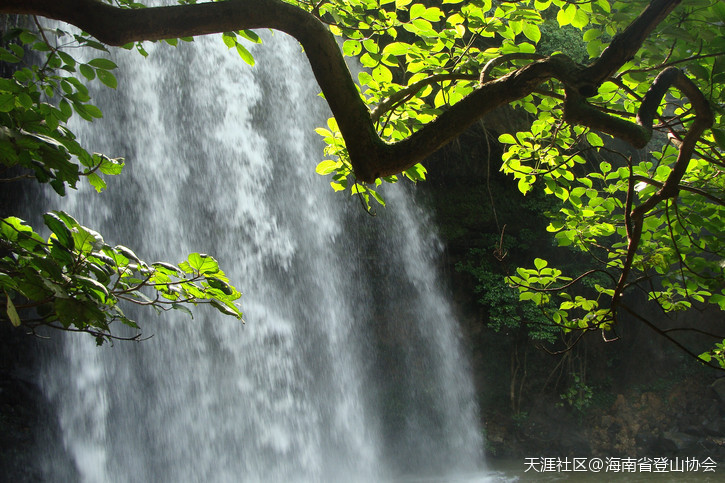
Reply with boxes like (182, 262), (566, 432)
(35, 25), (487, 483)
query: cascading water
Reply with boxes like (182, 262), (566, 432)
(36, 21), (487, 483)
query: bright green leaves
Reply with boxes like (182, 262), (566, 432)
(556, 4), (589, 29)
(315, 117), (353, 193)
(457, 248), (560, 343)
(221, 30), (261, 66)
(314, 117), (393, 209)
(181, 252), (219, 275)
(521, 22), (541, 44)
(314, 0), (551, 202)
(43, 212), (74, 249)
(304, 0), (725, 365)
(4, 292), (21, 327)
(700, 341), (725, 369)
(410, 3), (444, 22)
(508, 258), (612, 334)
(0, 212), (242, 344)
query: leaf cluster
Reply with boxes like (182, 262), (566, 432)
(0, 26), (124, 193)
(305, 0), (724, 366)
(0, 14), (243, 342)
(1, 211), (242, 345)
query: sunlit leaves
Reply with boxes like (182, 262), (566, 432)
(314, 0), (553, 206)
(221, 30), (261, 66)
(1, 212), (243, 343)
(699, 340), (725, 369)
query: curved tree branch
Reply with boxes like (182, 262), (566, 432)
(1, 0), (693, 182)
(608, 67), (714, 313)
(7, 0), (384, 179)
(582, 0), (683, 86)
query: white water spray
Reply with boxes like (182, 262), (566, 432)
(37, 24), (486, 483)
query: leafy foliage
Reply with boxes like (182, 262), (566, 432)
(1, 212), (241, 345)
(458, 245), (559, 344)
(0, 25), (122, 195)
(303, 0), (724, 367)
(0, 10), (243, 343)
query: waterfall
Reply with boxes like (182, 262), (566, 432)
(36, 24), (486, 483)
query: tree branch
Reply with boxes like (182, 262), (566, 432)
(0, 0), (700, 184)
(582, 0), (683, 86)
(608, 67), (713, 314)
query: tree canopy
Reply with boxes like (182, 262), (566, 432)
(0, 0), (723, 365)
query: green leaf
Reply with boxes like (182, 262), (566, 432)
(420, 7), (444, 21)
(152, 261), (180, 275)
(410, 3), (426, 19)
(171, 303), (194, 318)
(98, 157), (125, 175)
(370, 189), (386, 207)
(209, 299), (242, 319)
(372, 65), (393, 83)
(383, 42), (411, 56)
(586, 132), (603, 147)
(498, 133), (517, 144)
(238, 30), (262, 44)
(73, 102), (103, 120)
(557, 5), (575, 26)
(75, 275), (109, 302)
(73, 226), (104, 254)
(87, 58), (117, 70)
(116, 245), (140, 263)
(362, 39), (379, 54)
(712, 128), (725, 150)
(87, 172), (107, 192)
(343, 40), (362, 57)
(5, 292), (21, 327)
(79, 64), (96, 80)
(534, 258), (548, 271)
(19, 31), (37, 44)
(235, 44), (255, 66)
(0, 92), (15, 112)
(222, 32), (236, 49)
(43, 212), (74, 249)
(207, 277), (234, 296)
(517, 176), (534, 195)
(571, 8), (589, 29)
(583, 29), (601, 42)
(187, 253), (219, 274)
(315, 159), (339, 175)
(522, 23), (541, 44)
(96, 69), (118, 89)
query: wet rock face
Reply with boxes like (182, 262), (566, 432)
(481, 372), (725, 462)
(586, 380), (725, 460)
(0, 372), (46, 482)
(0, 313), (77, 481)
(712, 378), (725, 403)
